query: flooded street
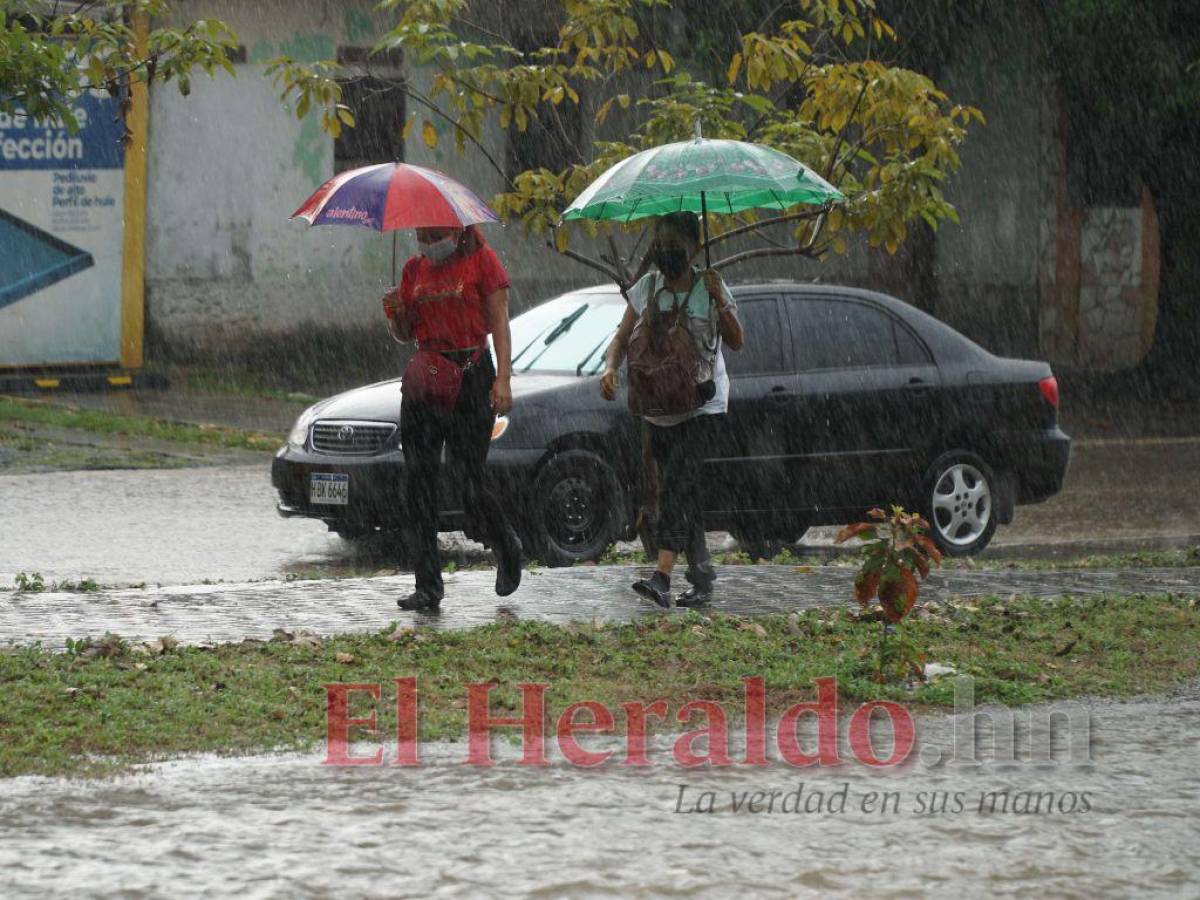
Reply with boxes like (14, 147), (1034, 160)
(5, 435), (1200, 589)
(2, 687), (1197, 899)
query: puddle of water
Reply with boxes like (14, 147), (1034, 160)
(1, 691), (1197, 898)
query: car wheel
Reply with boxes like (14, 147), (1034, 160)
(527, 449), (625, 567)
(921, 451), (998, 556)
(731, 525), (809, 561)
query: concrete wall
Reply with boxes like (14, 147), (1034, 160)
(146, 0), (597, 364)
(928, 15), (1047, 359)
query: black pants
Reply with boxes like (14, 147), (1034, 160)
(400, 354), (510, 598)
(646, 413), (721, 590)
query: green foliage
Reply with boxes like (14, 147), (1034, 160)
(0, 396), (281, 452)
(274, 0), (980, 272)
(13, 571), (45, 593)
(0, 1), (237, 136)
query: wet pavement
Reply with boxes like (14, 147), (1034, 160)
(3, 564), (1199, 650)
(5, 435), (1200, 590)
(1, 686), (1197, 898)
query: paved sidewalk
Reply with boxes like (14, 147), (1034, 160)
(3, 564), (1198, 650)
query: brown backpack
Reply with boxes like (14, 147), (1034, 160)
(626, 279), (714, 418)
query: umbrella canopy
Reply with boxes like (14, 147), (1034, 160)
(291, 162), (500, 232)
(561, 137), (842, 224)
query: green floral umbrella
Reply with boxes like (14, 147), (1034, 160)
(561, 128), (842, 265)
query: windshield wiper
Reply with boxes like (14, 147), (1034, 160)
(542, 304), (588, 345)
(576, 333), (614, 376)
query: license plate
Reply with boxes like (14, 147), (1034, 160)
(310, 473), (349, 505)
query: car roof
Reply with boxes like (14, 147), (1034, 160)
(557, 281), (988, 363)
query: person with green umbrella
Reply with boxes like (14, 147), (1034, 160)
(564, 128), (841, 605)
(600, 211), (744, 606)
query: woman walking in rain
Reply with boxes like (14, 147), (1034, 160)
(381, 225), (522, 610)
(600, 211), (744, 607)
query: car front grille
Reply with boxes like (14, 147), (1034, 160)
(310, 420), (397, 455)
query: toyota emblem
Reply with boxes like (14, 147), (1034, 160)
(337, 425), (355, 442)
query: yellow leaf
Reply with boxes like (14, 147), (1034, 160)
(726, 52), (742, 85)
(421, 120), (438, 149)
(554, 228), (569, 253)
(401, 115), (415, 140)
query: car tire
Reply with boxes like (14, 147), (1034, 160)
(526, 449), (626, 567)
(731, 525), (809, 561)
(921, 451), (998, 557)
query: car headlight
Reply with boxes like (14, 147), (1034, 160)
(287, 406), (319, 448)
(491, 415), (509, 441)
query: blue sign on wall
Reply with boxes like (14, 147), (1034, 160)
(0, 90), (127, 366)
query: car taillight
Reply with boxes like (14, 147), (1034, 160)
(1038, 375), (1059, 409)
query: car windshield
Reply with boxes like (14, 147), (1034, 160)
(509, 293), (625, 375)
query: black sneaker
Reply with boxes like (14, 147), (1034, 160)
(677, 585), (713, 607)
(398, 589), (441, 611)
(632, 572), (672, 608)
(495, 528), (523, 597)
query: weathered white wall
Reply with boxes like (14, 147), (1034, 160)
(146, 0), (600, 358)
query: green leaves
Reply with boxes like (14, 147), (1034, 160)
(1, 1), (238, 133)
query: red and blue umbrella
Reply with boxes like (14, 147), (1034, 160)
(291, 162), (501, 278)
(292, 161), (500, 230)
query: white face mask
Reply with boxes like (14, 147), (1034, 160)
(420, 234), (459, 264)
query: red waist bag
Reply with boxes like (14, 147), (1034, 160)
(401, 347), (484, 411)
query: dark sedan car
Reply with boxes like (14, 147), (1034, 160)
(272, 283), (1070, 562)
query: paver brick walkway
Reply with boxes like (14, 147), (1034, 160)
(3, 565), (1198, 650)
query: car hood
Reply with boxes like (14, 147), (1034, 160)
(309, 372), (584, 424)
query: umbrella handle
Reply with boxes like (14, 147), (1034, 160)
(701, 191), (711, 269)
(391, 231), (397, 285)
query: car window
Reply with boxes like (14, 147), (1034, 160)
(894, 321), (932, 365)
(789, 298), (914, 371)
(724, 297), (786, 376)
(510, 294), (626, 373)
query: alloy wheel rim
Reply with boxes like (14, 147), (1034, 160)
(931, 463), (991, 546)
(546, 475), (602, 548)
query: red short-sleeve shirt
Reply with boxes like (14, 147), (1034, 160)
(395, 242), (510, 349)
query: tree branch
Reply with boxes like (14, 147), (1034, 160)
(824, 77), (869, 182)
(711, 245), (821, 270)
(605, 232), (631, 284)
(703, 205), (832, 249)
(400, 84), (512, 187)
(548, 241), (626, 288)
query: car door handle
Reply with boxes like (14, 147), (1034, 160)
(767, 386), (795, 403)
(905, 377), (933, 394)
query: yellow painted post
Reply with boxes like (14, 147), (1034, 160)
(119, 10), (150, 370)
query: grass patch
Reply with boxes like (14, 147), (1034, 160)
(0, 396), (280, 453)
(0, 426), (199, 472)
(959, 546), (1200, 570)
(149, 364), (321, 405)
(1, 593), (1197, 778)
